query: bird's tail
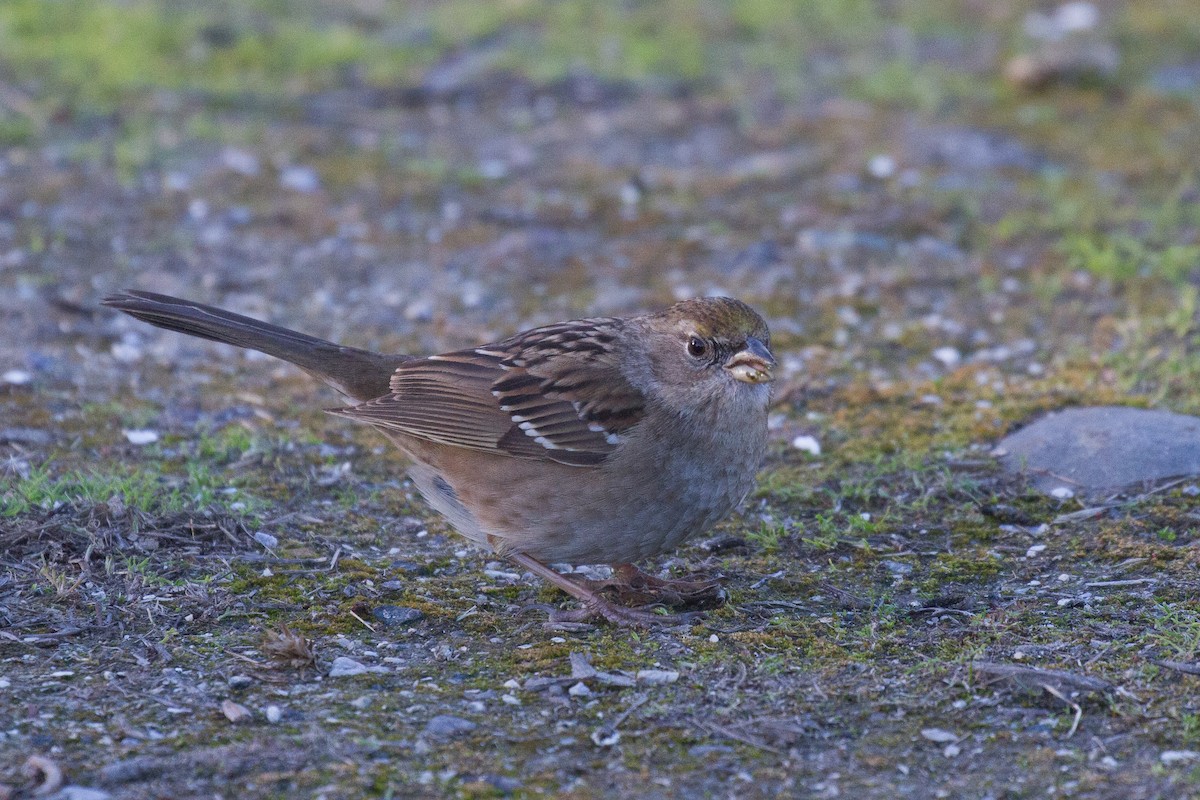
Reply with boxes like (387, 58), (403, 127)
(102, 290), (410, 401)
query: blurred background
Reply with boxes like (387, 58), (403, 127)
(1, 0), (1197, 396)
(4, 3), (1200, 797)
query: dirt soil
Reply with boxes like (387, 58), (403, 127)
(3, 2), (1200, 798)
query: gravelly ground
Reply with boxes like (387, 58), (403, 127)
(4, 2), (1200, 798)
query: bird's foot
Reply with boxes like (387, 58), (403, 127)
(547, 598), (705, 629)
(589, 563), (726, 611)
(505, 552), (711, 628)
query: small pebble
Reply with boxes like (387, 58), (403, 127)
(328, 656), (369, 677)
(933, 347), (962, 367)
(371, 606), (425, 627)
(1051, 487), (1075, 499)
(636, 669), (679, 685)
(44, 788), (112, 800)
(222, 148), (260, 176)
(280, 165), (321, 193)
(1161, 750), (1199, 765)
(791, 435), (821, 456)
(2, 368), (32, 385)
(423, 715), (477, 739)
(122, 429), (159, 445)
(220, 699), (252, 724)
(253, 531), (278, 549)
(227, 675), (253, 690)
(568, 682), (591, 697)
(867, 154), (896, 179)
(921, 728), (958, 743)
(591, 727), (621, 747)
(265, 705), (283, 724)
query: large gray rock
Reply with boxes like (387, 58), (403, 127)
(997, 406), (1200, 494)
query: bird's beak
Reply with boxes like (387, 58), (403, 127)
(725, 336), (775, 384)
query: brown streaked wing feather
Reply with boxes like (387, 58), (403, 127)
(330, 350), (542, 457)
(330, 318), (647, 466)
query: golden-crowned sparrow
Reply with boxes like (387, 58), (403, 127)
(102, 291), (775, 625)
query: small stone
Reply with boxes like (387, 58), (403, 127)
(791, 435), (821, 456)
(122, 429), (159, 445)
(371, 606), (425, 627)
(501, 694), (521, 706)
(253, 531), (278, 549)
(220, 699), (252, 723)
(1161, 750), (1200, 765)
(280, 165), (321, 193)
(0, 427), (51, 445)
(591, 727), (621, 747)
(943, 743), (961, 758)
(1050, 487), (1075, 499)
(109, 342), (143, 363)
(44, 788), (112, 800)
(636, 669), (679, 685)
(1026, 544), (1047, 557)
(2, 369), (31, 385)
(569, 652), (597, 680)
(423, 715), (477, 739)
(222, 148), (260, 176)
(227, 675), (253, 690)
(328, 656), (369, 677)
(867, 154), (896, 179)
(379, 580), (405, 591)
(593, 671), (636, 688)
(568, 682), (591, 697)
(921, 728), (958, 743)
(933, 347), (962, 367)
(265, 705), (283, 724)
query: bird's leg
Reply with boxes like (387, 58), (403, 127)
(506, 552), (698, 628)
(591, 563), (726, 610)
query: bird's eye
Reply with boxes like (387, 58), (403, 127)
(686, 336), (709, 359)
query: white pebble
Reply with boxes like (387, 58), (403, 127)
(122, 429), (159, 445)
(791, 435), (821, 456)
(636, 669), (679, 685)
(921, 728), (958, 743)
(328, 656), (369, 677)
(1051, 487), (1075, 499)
(933, 347), (961, 367)
(253, 531), (278, 549)
(1161, 751), (1200, 765)
(222, 147), (260, 176)
(2, 369), (31, 385)
(280, 165), (321, 193)
(867, 154), (896, 179)
(568, 682), (591, 697)
(1057, 1), (1099, 32)
(1025, 544), (1047, 558)
(265, 704), (283, 724)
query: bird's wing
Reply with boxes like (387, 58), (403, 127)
(330, 318), (646, 466)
